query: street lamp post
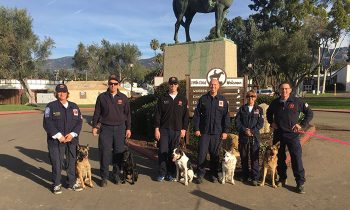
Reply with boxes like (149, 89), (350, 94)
(129, 63), (134, 98)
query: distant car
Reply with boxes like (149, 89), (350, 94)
(257, 89), (274, 96)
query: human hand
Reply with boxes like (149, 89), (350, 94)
(58, 136), (66, 143)
(64, 134), (73, 142)
(125, 130), (131, 139)
(92, 128), (98, 136)
(221, 133), (227, 140)
(245, 128), (253, 136)
(195, 131), (201, 137)
(154, 128), (160, 141)
(292, 124), (302, 133)
(180, 129), (186, 138)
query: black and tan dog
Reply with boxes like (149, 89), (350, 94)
(260, 144), (279, 188)
(76, 144), (93, 189)
(121, 149), (138, 185)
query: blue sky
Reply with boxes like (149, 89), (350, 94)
(0, 0), (252, 59)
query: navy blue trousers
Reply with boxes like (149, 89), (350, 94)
(197, 134), (221, 178)
(158, 128), (180, 177)
(99, 124), (126, 180)
(238, 137), (259, 181)
(274, 131), (305, 185)
(47, 139), (77, 187)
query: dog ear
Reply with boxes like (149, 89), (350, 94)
(274, 141), (280, 149)
(77, 145), (80, 150)
(86, 144), (89, 150)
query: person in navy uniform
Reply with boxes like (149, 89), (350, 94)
(193, 78), (231, 184)
(267, 82), (313, 194)
(92, 75), (131, 187)
(154, 76), (189, 182)
(43, 84), (83, 194)
(235, 90), (264, 186)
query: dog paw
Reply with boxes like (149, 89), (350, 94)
(184, 182), (188, 186)
(221, 181), (225, 185)
(231, 181), (235, 185)
(272, 184), (277, 188)
(89, 183), (94, 188)
(259, 183), (264, 187)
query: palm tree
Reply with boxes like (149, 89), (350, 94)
(150, 39), (159, 58)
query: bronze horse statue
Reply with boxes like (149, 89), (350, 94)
(173, 0), (233, 43)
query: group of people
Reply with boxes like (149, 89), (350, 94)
(43, 75), (313, 195)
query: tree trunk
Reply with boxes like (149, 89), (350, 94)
(19, 78), (36, 104)
(322, 68), (328, 94)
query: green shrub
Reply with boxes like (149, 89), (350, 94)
(20, 93), (29, 105)
(130, 94), (157, 112)
(154, 80), (186, 96)
(131, 100), (157, 140)
(256, 95), (276, 105)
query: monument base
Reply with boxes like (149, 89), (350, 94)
(163, 38), (237, 81)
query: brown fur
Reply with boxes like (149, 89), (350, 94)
(76, 145), (93, 188)
(260, 144), (279, 188)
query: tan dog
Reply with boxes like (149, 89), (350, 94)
(76, 145), (93, 189)
(260, 144), (279, 188)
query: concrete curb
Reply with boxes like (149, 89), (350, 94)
(313, 109), (350, 113)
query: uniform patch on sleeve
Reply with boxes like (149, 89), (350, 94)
(73, 109), (78, 116)
(254, 109), (260, 114)
(219, 100), (224, 107)
(305, 103), (309, 108)
(44, 107), (50, 118)
(178, 100), (182, 106)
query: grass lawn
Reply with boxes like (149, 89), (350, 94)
(304, 96), (350, 109)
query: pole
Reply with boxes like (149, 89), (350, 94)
(85, 70), (87, 81)
(317, 47), (321, 95)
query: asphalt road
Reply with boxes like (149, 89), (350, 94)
(0, 111), (349, 210)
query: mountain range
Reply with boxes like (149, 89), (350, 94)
(43, 56), (157, 71)
(43, 47), (349, 71)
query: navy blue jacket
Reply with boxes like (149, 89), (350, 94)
(92, 90), (131, 129)
(267, 96), (313, 137)
(154, 93), (189, 131)
(43, 100), (82, 141)
(193, 92), (231, 135)
(235, 103), (264, 143)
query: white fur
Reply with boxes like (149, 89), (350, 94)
(172, 148), (194, 186)
(221, 150), (237, 185)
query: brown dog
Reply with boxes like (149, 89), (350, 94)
(76, 144), (93, 189)
(260, 144), (279, 188)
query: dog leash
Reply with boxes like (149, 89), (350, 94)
(299, 131), (350, 147)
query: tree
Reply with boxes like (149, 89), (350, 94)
(0, 7), (54, 103)
(150, 39), (159, 57)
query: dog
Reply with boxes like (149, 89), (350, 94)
(76, 144), (93, 189)
(260, 144), (279, 188)
(172, 148), (194, 186)
(121, 149), (138, 185)
(221, 150), (237, 185)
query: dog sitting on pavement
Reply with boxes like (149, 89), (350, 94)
(221, 150), (237, 185)
(260, 144), (279, 188)
(121, 148), (138, 185)
(76, 144), (93, 189)
(172, 148), (194, 186)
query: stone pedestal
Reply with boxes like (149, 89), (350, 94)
(163, 38), (237, 81)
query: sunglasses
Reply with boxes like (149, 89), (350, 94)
(246, 95), (256, 98)
(169, 83), (178, 86)
(108, 82), (119, 86)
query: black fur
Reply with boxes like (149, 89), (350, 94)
(121, 149), (138, 185)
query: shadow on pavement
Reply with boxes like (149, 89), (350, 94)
(191, 190), (251, 210)
(0, 154), (52, 191)
(15, 146), (51, 165)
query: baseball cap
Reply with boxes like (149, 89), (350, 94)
(55, 84), (68, 93)
(108, 74), (120, 83)
(168, 76), (178, 85)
